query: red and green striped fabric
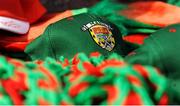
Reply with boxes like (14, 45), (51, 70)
(0, 52), (168, 105)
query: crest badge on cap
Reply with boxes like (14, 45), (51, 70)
(82, 21), (115, 51)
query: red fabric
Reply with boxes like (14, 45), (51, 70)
(158, 93), (169, 105)
(0, 0), (46, 23)
(120, 1), (180, 27)
(0, 0), (47, 51)
(1, 71), (28, 105)
(0, 0), (26, 21)
(20, 0), (47, 23)
(123, 34), (149, 45)
(69, 82), (89, 97)
(123, 91), (143, 105)
(103, 85), (119, 104)
(0, 11), (73, 52)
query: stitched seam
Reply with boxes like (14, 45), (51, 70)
(47, 25), (58, 60)
(149, 36), (166, 72)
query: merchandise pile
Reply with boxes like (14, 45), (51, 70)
(1, 0), (180, 105)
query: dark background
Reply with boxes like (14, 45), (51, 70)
(40, 0), (164, 12)
(40, 0), (99, 12)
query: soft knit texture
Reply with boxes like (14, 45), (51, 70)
(0, 52), (168, 105)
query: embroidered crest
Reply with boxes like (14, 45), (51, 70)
(82, 21), (115, 51)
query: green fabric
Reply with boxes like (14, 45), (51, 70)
(125, 24), (180, 104)
(25, 13), (134, 60)
(167, 0), (180, 7)
(72, 8), (88, 16)
(88, 0), (159, 36)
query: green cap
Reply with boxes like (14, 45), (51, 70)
(25, 13), (134, 60)
(125, 23), (180, 104)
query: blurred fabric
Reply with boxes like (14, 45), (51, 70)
(40, 0), (165, 12)
(40, 0), (99, 12)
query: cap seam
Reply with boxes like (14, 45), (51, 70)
(47, 24), (58, 60)
(148, 36), (166, 73)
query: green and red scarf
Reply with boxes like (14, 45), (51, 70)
(0, 52), (168, 105)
